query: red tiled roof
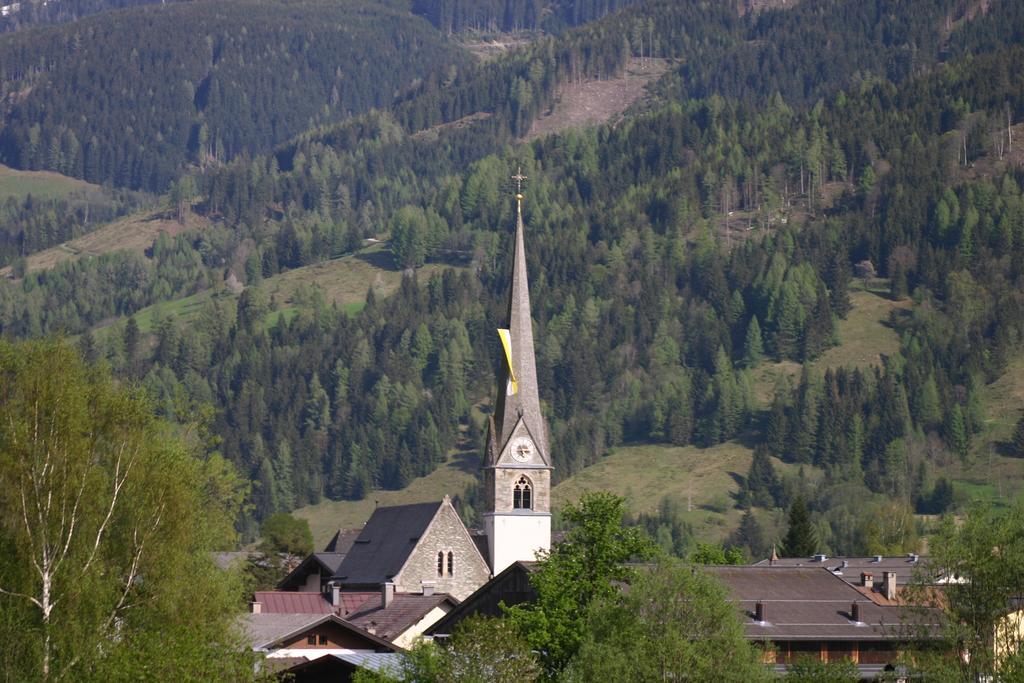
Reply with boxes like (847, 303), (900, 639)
(339, 591), (381, 615)
(254, 591), (334, 614)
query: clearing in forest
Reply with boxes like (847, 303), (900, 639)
(0, 209), (201, 276)
(0, 163), (99, 201)
(751, 287), (909, 406)
(263, 244), (466, 314)
(525, 57), (671, 141)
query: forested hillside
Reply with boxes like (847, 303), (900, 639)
(411, 0), (640, 34)
(0, 0), (470, 192)
(0, 0), (189, 33)
(1, 0), (1023, 550)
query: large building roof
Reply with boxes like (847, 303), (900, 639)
(753, 554), (927, 587)
(332, 501), (443, 587)
(707, 566), (939, 641)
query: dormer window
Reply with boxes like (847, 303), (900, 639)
(513, 476), (533, 509)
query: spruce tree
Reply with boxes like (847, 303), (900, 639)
(1011, 415), (1024, 458)
(743, 316), (765, 368)
(781, 495), (817, 557)
(745, 447), (780, 508)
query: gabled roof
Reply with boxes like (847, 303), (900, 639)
(425, 561), (538, 637)
(242, 612), (397, 652)
(277, 552), (347, 591)
(332, 501), (443, 587)
(346, 593), (458, 641)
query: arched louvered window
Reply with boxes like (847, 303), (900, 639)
(513, 476), (532, 510)
(447, 551), (454, 576)
(437, 551), (444, 577)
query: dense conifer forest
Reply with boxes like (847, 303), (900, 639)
(0, 0), (470, 192)
(0, 0), (1022, 550)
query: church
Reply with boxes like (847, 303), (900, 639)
(244, 178), (553, 657)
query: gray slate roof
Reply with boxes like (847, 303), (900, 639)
(488, 199), (549, 465)
(332, 501), (442, 587)
(243, 613), (325, 649)
(753, 554), (928, 586)
(707, 566), (939, 641)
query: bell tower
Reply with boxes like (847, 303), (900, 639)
(483, 170), (552, 575)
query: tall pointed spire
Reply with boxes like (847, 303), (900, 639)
(489, 171), (548, 463)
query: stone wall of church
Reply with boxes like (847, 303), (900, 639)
(491, 468), (550, 513)
(395, 502), (490, 600)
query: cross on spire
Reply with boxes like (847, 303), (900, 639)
(511, 167), (527, 197)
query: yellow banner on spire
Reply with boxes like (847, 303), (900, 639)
(497, 328), (518, 395)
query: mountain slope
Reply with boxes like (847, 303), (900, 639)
(0, 0), (470, 192)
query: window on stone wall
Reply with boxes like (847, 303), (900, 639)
(513, 476), (532, 509)
(437, 551), (444, 577)
(447, 551), (454, 576)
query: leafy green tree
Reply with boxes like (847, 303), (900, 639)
(505, 491), (655, 677)
(907, 499), (1024, 681)
(258, 513), (313, 557)
(690, 542), (745, 565)
(440, 616), (539, 683)
(565, 560), (769, 682)
(0, 339), (254, 681)
(781, 495), (817, 557)
(784, 656), (859, 681)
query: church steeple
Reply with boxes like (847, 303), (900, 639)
(488, 180), (548, 465)
(483, 170), (552, 576)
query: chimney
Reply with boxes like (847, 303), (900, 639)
(250, 601), (262, 614)
(421, 581), (435, 597)
(882, 571), (897, 600)
(851, 602), (861, 622)
(755, 601), (767, 623)
(861, 572), (874, 589)
(331, 583), (340, 606)
(382, 581), (395, 609)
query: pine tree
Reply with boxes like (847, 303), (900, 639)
(1011, 415), (1024, 458)
(948, 404), (969, 460)
(781, 495), (817, 557)
(745, 447), (780, 508)
(743, 316), (765, 368)
(731, 508), (768, 559)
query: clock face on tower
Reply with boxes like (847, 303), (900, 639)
(509, 436), (534, 463)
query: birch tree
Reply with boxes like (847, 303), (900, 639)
(0, 340), (254, 681)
